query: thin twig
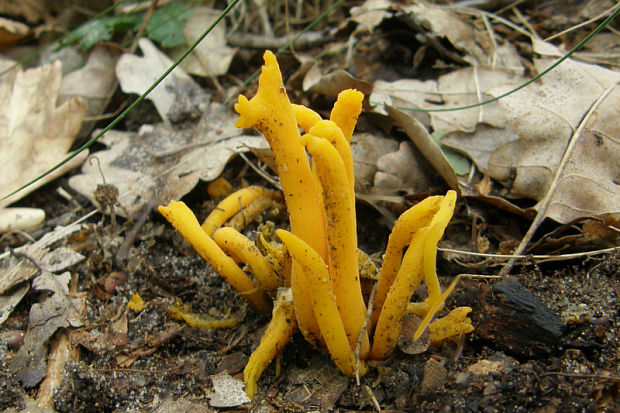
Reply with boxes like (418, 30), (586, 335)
(439, 245), (620, 261)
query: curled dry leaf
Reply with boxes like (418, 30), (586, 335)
(303, 65), (373, 98)
(9, 271), (84, 387)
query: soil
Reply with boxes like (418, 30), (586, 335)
(0, 165), (618, 412)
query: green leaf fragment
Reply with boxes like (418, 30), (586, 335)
(433, 131), (470, 176)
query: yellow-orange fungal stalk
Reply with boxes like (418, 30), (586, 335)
(370, 228), (429, 360)
(277, 229), (368, 378)
(427, 307), (474, 345)
(207, 177), (233, 198)
(226, 196), (282, 232)
(158, 200), (271, 314)
(202, 186), (278, 236)
(292, 103), (322, 132)
(234, 50), (327, 345)
(330, 89), (364, 142)
(421, 191), (457, 308)
(257, 232), (292, 285)
(244, 288), (297, 399)
(307, 121), (355, 193)
(370, 196), (443, 328)
(168, 300), (239, 330)
(213, 227), (282, 296)
(414, 266), (460, 340)
(302, 135), (369, 357)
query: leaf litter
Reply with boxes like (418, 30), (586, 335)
(0, 1), (619, 412)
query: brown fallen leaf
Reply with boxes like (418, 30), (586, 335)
(488, 40), (620, 223)
(9, 271), (84, 387)
(59, 45), (120, 137)
(0, 0), (46, 23)
(303, 66), (373, 99)
(0, 17), (29, 49)
(387, 106), (459, 191)
(350, 132), (399, 193)
(167, 6), (236, 77)
(116, 38), (208, 123)
(373, 141), (438, 195)
(0, 59), (86, 219)
(68, 103), (268, 220)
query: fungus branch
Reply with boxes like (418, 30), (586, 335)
(158, 50), (472, 399)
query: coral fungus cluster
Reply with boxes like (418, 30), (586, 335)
(158, 51), (473, 398)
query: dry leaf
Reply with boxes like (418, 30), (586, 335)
(370, 67), (525, 133)
(0, 0), (46, 23)
(0, 60), (87, 213)
(69, 103), (268, 219)
(374, 141), (437, 195)
(168, 7), (236, 77)
(432, 67), (524, 134)
(207, 372), (250, 408)
(349, 0), (393, 32)
(303, 66), (373, 98)
(9, 271), (84, 387)
(370, 78), (440, 126)
(0, 17), (29, 49)
(0, 221), (86, 298)
(487, 40), (620, 223)
(350, 132), (399, 192)
(0, 207), (45, 232)
(406, 2), (486, 64)
(387, 106), (459, 191)
(441, 124), (520, 173)
(59, 45), (120, 137)
(116, 38), (208, 123)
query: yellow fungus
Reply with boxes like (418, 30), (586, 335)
(292, 103), (322, 132)
(168, 300), (239, 329)
(128, 293), (145, 312)
(427, 307), (474, 345)
(257, 231), (291, 285)
(307, 121), (354, 193)
(421, 190), (457, 308)
(277, 229), (368, 378)
(302, 134), (369, 358)
(201, 186), (279, 236)
(244, 288), (296, 399)
(207, 177), (233, 198)
(159, 51), (470, 398)
(158, 200), (271, 314)
(235, 50), (327, 345)
(370, 228), (428, 360)
(371, 196), (443, 328)
(212, 227), (282, 296)
(330, 89), (364, 142)
(226, 196), (282, 231)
